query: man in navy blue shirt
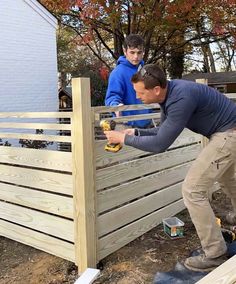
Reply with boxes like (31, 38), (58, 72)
(104, 64), (236, 272)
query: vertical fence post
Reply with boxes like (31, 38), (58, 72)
(71, 78), (97, 273)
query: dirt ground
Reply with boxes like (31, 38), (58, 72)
(0, 190), (233, 284)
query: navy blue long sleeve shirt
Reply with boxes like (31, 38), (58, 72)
(125, 80), (236, 153)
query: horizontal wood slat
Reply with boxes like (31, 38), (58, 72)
(0, 183), (73, 218)
(0, 147), (72, 171)
(225, 93), (236, 100)
(0, 201), (74, 242)
(96, 142), (145, 168)
(97, 162), (190, 213)
(0, 112), (72, 118)
(98, 199), (185, 260)
(0, 219), (75, 262)
(96, 144), (200, 190)
(0, 122), (71, 131)
(196, 255), (236, 284)
(98, 112), (161, 123)
(0, 164), (73, 195)
(96, 129), (201, 167)
(0, 132), (71, 143)
(170, 130), (201, 147)
(93, 103), (160, 113)
(98, 182), (182, 237)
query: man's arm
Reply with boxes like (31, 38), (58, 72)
(124, 97), (197, 153)
(105, 72), (124, 106)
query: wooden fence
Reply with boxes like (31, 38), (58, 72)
(0, 78), (235, 274)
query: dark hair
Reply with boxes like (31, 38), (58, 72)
(123, 34), (144, 50)
(131, 64), (167, 89)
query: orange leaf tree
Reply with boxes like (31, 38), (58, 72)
(41, 0), (236, 76)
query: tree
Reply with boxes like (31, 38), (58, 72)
(40, 0), (236, 76)
(57, 25), (108, 105)
(214, 38), (236, 71)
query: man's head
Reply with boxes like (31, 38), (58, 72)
(123, 34), (144, 66)
(131, 64), (167, 104)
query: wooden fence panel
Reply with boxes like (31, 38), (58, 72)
(196, 255), (236, 284)
(98, 199), (185, 260)
(0, 122), (71, 130)
(0, 111), (75, 264)
(98, 182), (183, 237)
(0, 132), (71, 143)
(0, 147), (72, 171)
(0, 219), (75, 262)
(96, 128), (201, 167)
(97, 162), (190, 213)
(96, 143), (201, 190)
(95, 111), (202, 261)
(0, 201), (74, 241)
(0, 183), (73, 218)
(1, 82), (232, 272)
(0, 112), (72, 118)
(0, 164), (72, 195)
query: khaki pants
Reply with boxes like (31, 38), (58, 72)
(182, 129), (236, 258)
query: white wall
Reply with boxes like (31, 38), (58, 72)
(0, 0), (58, 112)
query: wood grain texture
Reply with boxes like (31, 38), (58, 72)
(71, 78), (97, 271)
(0, 164), (73, 195)
(98, 183), (182, 237)
(96, 144), (200, 190)
(0, 219), (75, 262)
(0, 122), (71, 130)
(0, 112), (72, 118)
(0, 146), (72, 171)
(98, 199), (185, 260)
(196, 255), (236, 284)
(0, 132), (71, 143)
(0, 201), (74, 241)
(96, 129), (201, 167)
(0, 183), (73, 218)
(97, 162), (190, 213)
(96, 112), (160, 123)
(93, 103), (160, 113)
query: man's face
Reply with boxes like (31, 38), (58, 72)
(124, 46), (144, 66)
(133, 81), (162, 104)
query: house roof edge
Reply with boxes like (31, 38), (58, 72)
(23, 0), (57, 28)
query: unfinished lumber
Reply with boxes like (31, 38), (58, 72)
(196, 255), (236, 284)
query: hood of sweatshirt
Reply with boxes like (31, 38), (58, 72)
(117, 56), (144, 69)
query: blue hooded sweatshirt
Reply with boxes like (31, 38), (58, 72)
(105, 56), (151, 128)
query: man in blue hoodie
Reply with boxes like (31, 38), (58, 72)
(105, 34), (152, 128)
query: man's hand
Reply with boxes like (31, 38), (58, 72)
(104, 130), (126, 144)
(121, 128), (135, 136)
(115, 103), (124, 117)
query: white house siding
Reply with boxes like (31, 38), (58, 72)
(0, 0), (58, 112)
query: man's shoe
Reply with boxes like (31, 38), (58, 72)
(226, 212), (236, 225)
(184, 253), (228, 272)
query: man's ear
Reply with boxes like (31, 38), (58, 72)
(154, 86), (161, 96)
(123, 47), (127, 56)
